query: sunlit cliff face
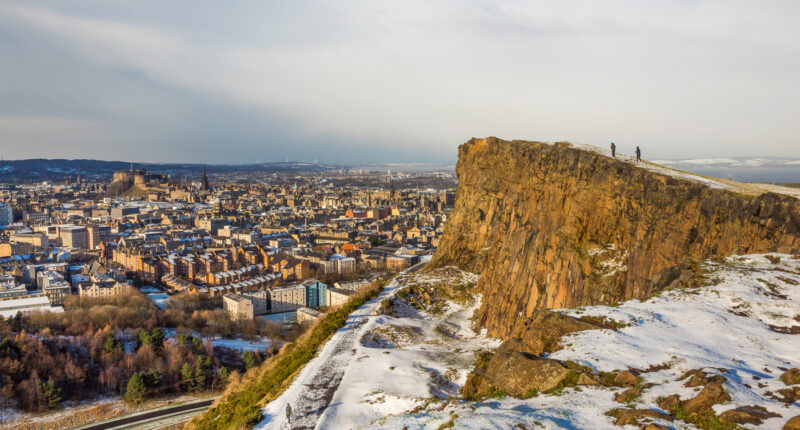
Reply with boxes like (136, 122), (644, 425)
(432, 137), (800, 338)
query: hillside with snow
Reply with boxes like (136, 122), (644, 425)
(257, 255), (800, 429)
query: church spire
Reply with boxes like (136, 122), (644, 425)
(202, 164), (209, 190)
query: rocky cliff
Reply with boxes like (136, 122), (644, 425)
(432, 137), (800, 339)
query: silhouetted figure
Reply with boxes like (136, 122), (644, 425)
(610, 142), (616, 158)
(286, 403), (292, 423)
(635, 146), (641, 162)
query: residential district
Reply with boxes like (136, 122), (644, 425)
(0, 165), (454, 322)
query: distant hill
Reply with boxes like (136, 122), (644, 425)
(649, 156), (800, 183)
(650, 156), (800, 169)
(0, 159), (336, 182)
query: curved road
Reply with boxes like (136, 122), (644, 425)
(74, 399), (214, 430)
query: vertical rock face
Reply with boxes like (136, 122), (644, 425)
(432, 137), (800, 338)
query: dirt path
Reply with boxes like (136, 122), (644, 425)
(257, 265), (422, 430)
(286, 318), (368, 430)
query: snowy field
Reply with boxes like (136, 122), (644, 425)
(162, 328), (273, 352)
(255, 264), (500, 429)
(370, 254), (800, 429)
(211, 336), (272, 352)
(317, 268), (500, 429)
(255, 254), (800, 429)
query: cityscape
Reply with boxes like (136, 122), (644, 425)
(2, 1), (800, 430)
(0, 163), (454, 427)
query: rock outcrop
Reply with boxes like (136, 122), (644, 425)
(432, 137), (800, 338)
(464, 352), (569, 398)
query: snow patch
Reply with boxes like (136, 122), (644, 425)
(364, 254), (800, 429)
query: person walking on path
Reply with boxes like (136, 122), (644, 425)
(610, 142), (616, 158)
(635, 146), (641, 162)
(286, 403), (292, 424)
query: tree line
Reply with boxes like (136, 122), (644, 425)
(0, 289), (296, 412)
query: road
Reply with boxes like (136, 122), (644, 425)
(257, 263), (424, 430)
(73, 398), (214, 430)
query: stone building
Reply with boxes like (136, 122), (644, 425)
(270, 284), (306, 313)
(297, 307), (323, 324)
(223, 293), (254, 320)
(78, 282), (128, 298)
(326, 287), (354, 308)
(222, 290), (269, 319)
(59, 225), (88, 249)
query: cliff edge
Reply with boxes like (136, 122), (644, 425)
(431, 137), (800, 338)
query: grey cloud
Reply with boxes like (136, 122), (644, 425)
(0, 1), (798, 163)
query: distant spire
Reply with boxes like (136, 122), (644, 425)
(77, 167), (82, 185)
(201, 164), (209, 190)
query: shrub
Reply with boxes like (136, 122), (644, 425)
(124, 372), (146, 406)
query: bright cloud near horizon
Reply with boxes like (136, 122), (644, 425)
(1, 1), (798, 164)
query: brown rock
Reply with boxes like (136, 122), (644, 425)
(614, 370), (640, 388)
(678, 369), (724, 387)
(463, 350), (569, 399)
(642, 425), (670, 430)
(614, 387), (642, 403)
(784, 416), (800, 430)
(430, 137), (800, 339)
(781, 368), (800, 386)
(462, 310), (600, 398)
(577, 372), (600, 386)
(774, 386), (800, 403)
(680, 369), (724, 387)
(683, 381), (731, 413)
(606, 408), (673, 426)
(719, 405), (781, 425)
(657, 394), (681, 412)
(513, 310), (599, 355)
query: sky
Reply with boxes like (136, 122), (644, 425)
(0, 1), (798, 164)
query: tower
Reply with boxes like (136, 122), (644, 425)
(202, 164), (209, 191)
(77, 167), (82, 185)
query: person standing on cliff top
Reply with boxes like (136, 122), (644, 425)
(635, 146), (642, 162)
(610, 142), (616, 158)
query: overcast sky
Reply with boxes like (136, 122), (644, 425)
(1, 1), (798, 164)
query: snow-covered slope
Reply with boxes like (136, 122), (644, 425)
(255, 265), (499, 430)
(577, 143), (800, 198)
(257, 255), (800, 429)
(373, 254), (800, 429)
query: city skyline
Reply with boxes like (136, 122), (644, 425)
(1, 1), (799, 163)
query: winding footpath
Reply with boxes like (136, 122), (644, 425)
(255, 264), (424, 430)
